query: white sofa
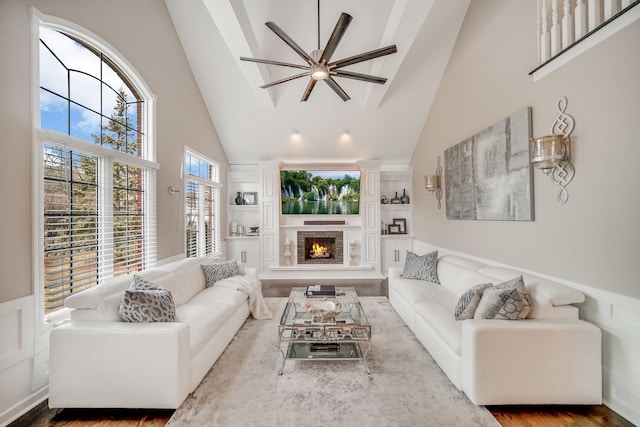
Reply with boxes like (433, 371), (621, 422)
(49, 256), (254, 409)
(388, 254), (602, 405)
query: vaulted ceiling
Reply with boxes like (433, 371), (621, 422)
(165, 0), (470, 165)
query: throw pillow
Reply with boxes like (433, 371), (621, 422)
(474, 276), (528, 320)
(118, 276), (176, 322)
(401, 250), (440, 283)
(131, 275), (162, 290)
(201, 259), (239, 287)
(454, 283), (493, 320)
(494, 288), (532, 320)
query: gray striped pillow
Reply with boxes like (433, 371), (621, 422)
(200, 259), (239, 287)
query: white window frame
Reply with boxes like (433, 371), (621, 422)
(31, 9), (157, 330)
(184, 147), (222, 258)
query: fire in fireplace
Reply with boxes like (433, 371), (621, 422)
(297, 231), (343, 264)
(310, 242), (331, 258)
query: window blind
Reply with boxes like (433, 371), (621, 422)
(185, 149), (221, 258)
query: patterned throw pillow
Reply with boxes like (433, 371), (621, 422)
(401, 250), (440, 283)
(494, 288), (532, 320)
(454, 283), (493, 320)
(200, 259), (239, 288)
(118, 276), (176, 322)
(474, 275), (531, 320)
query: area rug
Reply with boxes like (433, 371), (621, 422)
(167, 297), (500, 427)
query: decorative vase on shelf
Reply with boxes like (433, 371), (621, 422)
(390, 192), (402, 204)
(400, 189), (410, 204)
(235, 191), (244, 205)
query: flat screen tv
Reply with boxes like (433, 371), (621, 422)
(280, 170), (360, 215)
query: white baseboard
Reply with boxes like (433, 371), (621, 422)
(0, 385), (48, 427)
(413, 241), (640, 425)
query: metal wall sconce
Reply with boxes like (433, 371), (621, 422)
(529, 96), (575, 204)
(424, 156), (443, 209)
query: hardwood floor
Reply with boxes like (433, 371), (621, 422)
(488, 405), (635, 427)
(9, 401), (635, 427)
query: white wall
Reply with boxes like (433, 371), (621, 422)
(412, 1), (640, 299)
(411, 1), (640, 424)
(0, 0), (228, 423)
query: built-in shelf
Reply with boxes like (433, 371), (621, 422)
(381, 204), (411, 209)
(226, 235), (259, 240)
(229, 205), (259, 211)
(381, 234), (414, 239)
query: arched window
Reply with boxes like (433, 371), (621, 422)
(35, 12), (157, 320)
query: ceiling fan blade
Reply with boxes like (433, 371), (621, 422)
(330, 45), (397, 69)
(301, 79), (317, 102)
(240, 57), (309, 70)
(265, 21), (316, 65)
(324, 77), (350, 102)
(320, 13), (352, 63)
(334, 70), (387, 84)
(260, 72), (309, 89)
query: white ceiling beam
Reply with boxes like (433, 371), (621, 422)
(203, 0), (275, 108)
(363, 0), (436, 109)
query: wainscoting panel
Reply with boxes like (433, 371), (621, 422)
(0, 296), (33, 371)
(0, 295), (49, 426)
(412, 240), (640, 426)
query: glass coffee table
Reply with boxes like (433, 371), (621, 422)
(278, 287), (372, 375)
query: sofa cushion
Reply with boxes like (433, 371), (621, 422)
(474, 276), (530, 320)
(436, 256), (488, 297)
(175, 286), (247, 355)
(118, 276), (176, 322)
(455, 283), (493, 320)
(160, 257), (208, 306)
(401, 250), (439, 283)
(201, 259), (240, 287)
(414, 298), (464, 356)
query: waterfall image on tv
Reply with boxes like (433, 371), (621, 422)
(281, 170), (360, 215)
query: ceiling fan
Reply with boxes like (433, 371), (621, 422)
(240, 1), (397, 102)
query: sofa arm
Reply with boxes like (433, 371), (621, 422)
(388, 267), (403, 279)
(49, 321), (191, 409)
(461, 319), (601, 405)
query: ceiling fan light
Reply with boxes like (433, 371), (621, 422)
(310, 64), (329, 80)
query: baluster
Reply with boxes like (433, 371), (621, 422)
(551, 0), (562, 56)
(604, 0), (620, 20)
(540, 0), (550, 62)
(562, 0), (574, 48)
(588, 0), (602, 31)
(575, 0), (588, 39)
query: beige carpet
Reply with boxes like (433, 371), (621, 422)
(167, 297), (500, 427)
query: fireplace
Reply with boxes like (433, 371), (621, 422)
(297, 231), (344, 265)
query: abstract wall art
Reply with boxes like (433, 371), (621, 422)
(444, 107), (534, 221)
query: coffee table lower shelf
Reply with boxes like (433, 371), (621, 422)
(278, 341), (371, 375)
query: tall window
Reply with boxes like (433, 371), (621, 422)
(37, 21), (156, 317)
(185, 149), (221, 258)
